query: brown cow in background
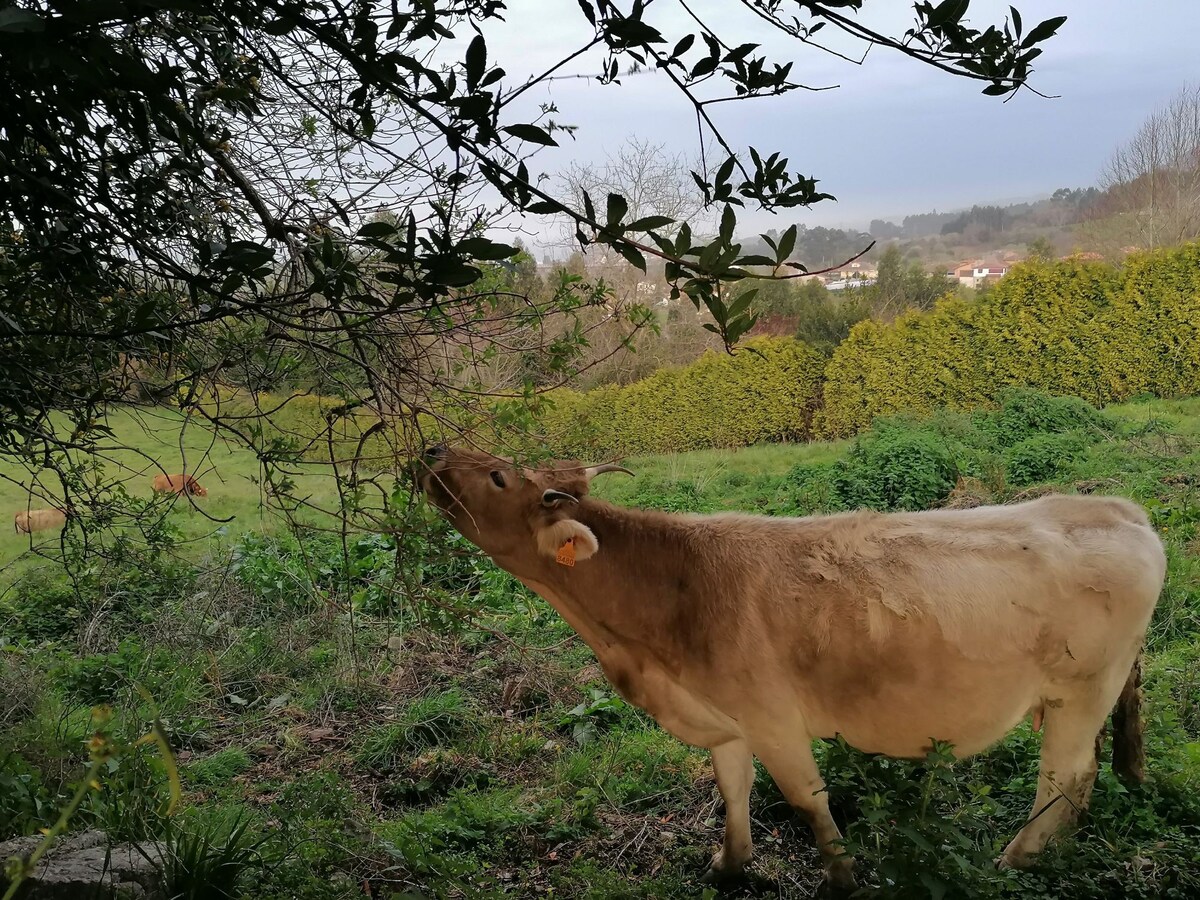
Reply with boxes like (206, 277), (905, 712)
(152, 473), (208, 497)
(14, 508), (68, 534)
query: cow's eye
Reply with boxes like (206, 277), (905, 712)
(489, 470), (506, 488)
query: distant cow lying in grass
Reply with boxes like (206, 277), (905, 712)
(13, 507), (68, 534)
(417, 445), (1166, 893)
(152, 473), (207, 497)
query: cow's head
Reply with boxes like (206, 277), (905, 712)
(416, 445), (631, 565)
(187, 478), (208, 497)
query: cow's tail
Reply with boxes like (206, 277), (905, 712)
(1111, 648), (1145, 785)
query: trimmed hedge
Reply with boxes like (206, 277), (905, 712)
(820, 244), (1200, 437)
(539, 336), (825, 458)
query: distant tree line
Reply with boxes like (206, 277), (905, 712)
(867, 188), (1104, 243)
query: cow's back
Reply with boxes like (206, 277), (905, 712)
(705, 495), (1164, 755)
(15, 508), (67, 533)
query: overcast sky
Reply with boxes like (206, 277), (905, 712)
(475, 0), (1199, 253)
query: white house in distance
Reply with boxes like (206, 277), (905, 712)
(946, 258), (1014, 288)
(823, 261), (878, 292)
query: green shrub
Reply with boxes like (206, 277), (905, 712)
(773, 462), (837, 514)
(0, 753), (50, 839)
(829, 422), (958, 511)
(821, 738), (1003, 899)
(1004, 432), (1087, 486)
(980, 388), (1110, 448)
(53, 640), (150, 705)
(810, 392), (1109, 510)
(82, 744), (174, 841)
(232, 533), (323, 610)
(1, 572), (82, 644)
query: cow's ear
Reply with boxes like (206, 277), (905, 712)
(536, 517), (599, 562)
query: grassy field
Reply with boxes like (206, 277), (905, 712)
(3, 394), (1200, 899)
(0, 406), (350, 578)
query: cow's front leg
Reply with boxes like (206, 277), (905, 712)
(701, 738), (755, 882)
(756, 739), (856, 895)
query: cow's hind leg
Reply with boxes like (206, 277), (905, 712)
(755, 740), (856, 894)
(999, 690), (1111, 869)
(702, 738), (755, 882)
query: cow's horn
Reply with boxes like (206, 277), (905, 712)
(584, 463), (634, 479)
(542, 489), (579, 506)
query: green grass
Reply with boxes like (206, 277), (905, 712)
(0, 406), (352, 578)
(1107, 395), (1200, 436)
(592, 439), (849, 509)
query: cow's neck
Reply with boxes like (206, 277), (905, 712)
(499, 500), (711, 668)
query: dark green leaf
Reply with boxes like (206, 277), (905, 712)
(465, 34), (486, 90)
(526, 200), (566, 215)
(719, 205), (736, 243)
(262, 16), (296, 35)
(714, 155), (736, 187)
(777, 224), (797, 262)
(606, 193), (629, 228)
(605, 17), (664, 46)
(626, 215), (675, 232)
(614, 241), (646, 272)
(458, 237), (519, 261)
(426, 257), (482, 287)
(502, 124), (558, 146)
(358, 221), (398, 238)
(724, 312), (757, 345)
(727, 288), (757, 320)
(690, 55), (718, 79)
(926, 0), (968, 29)
(671, 34), (695, 58)
(1021, 15), (1067, 47)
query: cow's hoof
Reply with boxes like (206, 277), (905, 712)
(701, 863), (774, 894)
(996, 850), (1031, 871)
(700, 852), (747, 885)
(821, 860), (858, 897)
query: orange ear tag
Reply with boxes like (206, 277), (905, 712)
(556, 537), (576, 567)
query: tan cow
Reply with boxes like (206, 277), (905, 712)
(13, 507), (68, 534)
(151, 473), (208, 497)
(417, 445), (1166, 892)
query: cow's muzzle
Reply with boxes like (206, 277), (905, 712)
(413, 444), (448, 495)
